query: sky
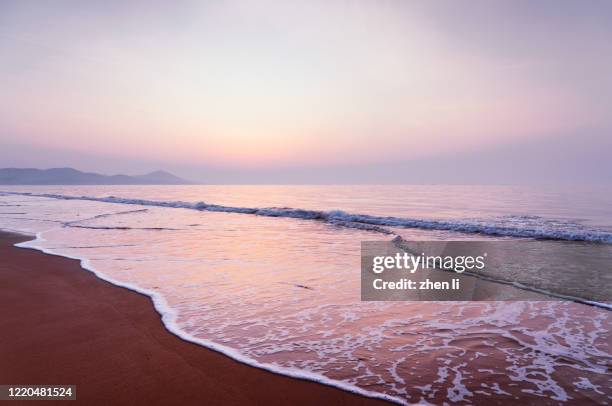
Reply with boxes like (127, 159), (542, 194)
(1, 0), (611, 184)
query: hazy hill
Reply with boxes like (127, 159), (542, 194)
(0, 168), (191, 185)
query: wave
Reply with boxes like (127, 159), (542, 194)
(64, 208), (148, 224)
(66, 225), (179, 231)
(2, 191), (612, 243)
(10, 230), (407, 405)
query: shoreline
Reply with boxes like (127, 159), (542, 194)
(0, 231), (392, 405)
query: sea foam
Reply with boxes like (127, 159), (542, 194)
(2, 191), (611, 243)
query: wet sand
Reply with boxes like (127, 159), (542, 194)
(0, 231), (389, 406)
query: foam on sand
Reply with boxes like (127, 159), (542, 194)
(10, 230), (407, 405)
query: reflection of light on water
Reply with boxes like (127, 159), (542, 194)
(0, 185), (610, 404)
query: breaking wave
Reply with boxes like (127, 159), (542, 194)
(2, 191), (611, 243)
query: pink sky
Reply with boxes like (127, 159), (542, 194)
(1, 1), (611, 183)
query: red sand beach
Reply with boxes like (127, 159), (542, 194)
(0, 231), (389, 405)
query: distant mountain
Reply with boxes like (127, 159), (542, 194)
(0, 168), (192, 185)
(132, 170), (188, 184)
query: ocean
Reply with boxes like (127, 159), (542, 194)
(1, 185), (610, 404)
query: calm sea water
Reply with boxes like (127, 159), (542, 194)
(0, 185), (610, 404)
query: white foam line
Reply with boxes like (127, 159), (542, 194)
(5, 229), (407, 406)
(3, 191), (612, 243)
